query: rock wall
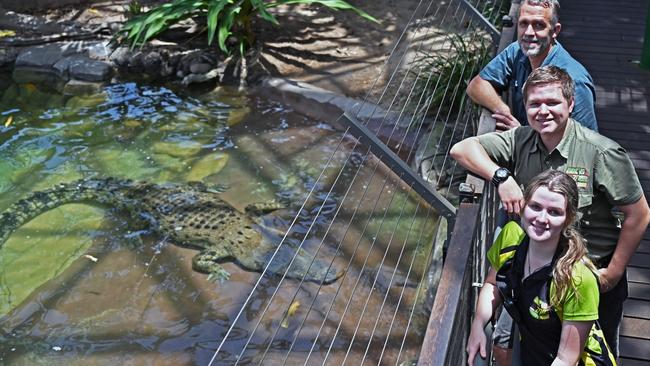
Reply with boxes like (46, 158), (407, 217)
(2, 0), (97, 12)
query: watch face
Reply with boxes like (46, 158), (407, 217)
(496, 169), (509, 179)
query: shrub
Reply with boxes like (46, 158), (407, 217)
(410, 33), (491, 118)
(118, 0), (377, 55)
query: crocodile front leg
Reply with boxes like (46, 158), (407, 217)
(192, 248), (232, 282)
(244, 201), (285, 216)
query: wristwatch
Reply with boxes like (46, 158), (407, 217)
(491, 167), (511, 187)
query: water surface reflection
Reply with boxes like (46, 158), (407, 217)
(0, 80), (440, 365)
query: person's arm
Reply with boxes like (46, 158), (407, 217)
(450, 137), (524, 213)
(467, 268), (501, 365)
(599, 195), (650, 292)
(466, 76), (521, 131)
(551, 320), (593, 366)
(570, 80), (598, 131)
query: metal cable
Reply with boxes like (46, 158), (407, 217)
(207, 115), (353, 366)
(207, 0), (504, 363)
(210, 0), (436, 360)
(352, 9), (498, 366)
(308, 1), (474, 363)
(250, 142), (364, 364)
(233, 0), (449, 363)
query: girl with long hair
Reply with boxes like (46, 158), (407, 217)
(467, 170), (616, 365)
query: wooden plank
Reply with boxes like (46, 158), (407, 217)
(601, 131), (650, 145)
(598, 110), (650, 123)
(418, 203), (480, 366)
(640, 236), (650, 246)
(629, 253), (650, 269)
(628, 267), (650, 284)
(629, 282), (650, 301)
(621, 317), (650, 340)
(619, 358), (650, 366)
(625, 299), (650, 320)
(600, 127), (650, 138)
(620, 336), (650, 361)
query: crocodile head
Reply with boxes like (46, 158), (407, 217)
(262, 243), (344, 285)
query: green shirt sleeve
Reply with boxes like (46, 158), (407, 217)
(559, 262), (599, 321)
(476, 128), (517, 168)
(487, 221), (526, 270)
(594, 146), (643, 206)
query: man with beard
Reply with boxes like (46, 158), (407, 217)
(466, 0), (597, 132)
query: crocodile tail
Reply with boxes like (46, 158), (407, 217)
(0, 178), (132, 247)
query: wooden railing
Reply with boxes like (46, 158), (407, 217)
(417, 201), (481, 366)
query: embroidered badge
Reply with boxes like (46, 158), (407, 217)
(565, 166), (589, 190)
(529, 296), (551, 320)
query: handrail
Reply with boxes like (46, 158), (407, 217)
(417, 201), (481, 365)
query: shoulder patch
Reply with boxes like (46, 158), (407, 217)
(565, 166), (590, 190)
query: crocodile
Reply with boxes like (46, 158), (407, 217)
(0, 178), (341, 284)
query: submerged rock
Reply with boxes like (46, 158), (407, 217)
(186, 152), (229, 181)
(63, 79), (104, 95)
(152, 141), (203, 158)
(0, 47), (18, 67)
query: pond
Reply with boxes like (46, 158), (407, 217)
(0, 75), (442, 365)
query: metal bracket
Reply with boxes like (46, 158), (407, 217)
(459, 182), (479, 203)
(502, 15), (514, 28)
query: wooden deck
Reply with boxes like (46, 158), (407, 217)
(559, 1), (650, 364)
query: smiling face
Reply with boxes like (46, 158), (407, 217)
(525, 82), (573, 137)
(522, 186), (567, 245)
(517, 3), (560, 58)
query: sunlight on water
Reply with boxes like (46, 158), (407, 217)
(0, 77), (438, 365)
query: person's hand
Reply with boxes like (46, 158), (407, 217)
(493, 111), (521, 131)
(598, 266), (624, 293)
(498, 177), (524, 214)
(466, 322), (487, 365)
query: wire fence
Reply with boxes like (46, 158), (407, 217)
(208, 0), (510, 364)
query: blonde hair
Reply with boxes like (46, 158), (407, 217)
(523, 170), (597, 308)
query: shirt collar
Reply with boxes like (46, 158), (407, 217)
(528, 119), (575, 157)
(518, 235), (565, 282)
(541, 41), (564, 66)
(554, 118), (576, 159)
(529, 132), (545, 154)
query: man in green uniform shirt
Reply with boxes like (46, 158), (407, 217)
(450, 65), (650, 357)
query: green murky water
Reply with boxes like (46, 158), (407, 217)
(0, 77), (440, 365)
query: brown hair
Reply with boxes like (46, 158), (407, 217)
(523, 169), (597, 308)
(522, 65), (575, 103)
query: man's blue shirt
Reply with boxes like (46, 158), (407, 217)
(479, 41), (598, 131)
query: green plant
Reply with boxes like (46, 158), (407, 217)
(126, 0), (143, 18)
(118, 0), (377, 55)
(411, 33), (491, 118)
